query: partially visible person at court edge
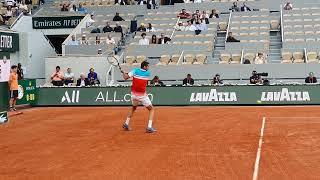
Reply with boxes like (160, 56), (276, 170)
(305, 72), (317, 83)
(51, 66), (64, 86)
(0, 57), (11, 82)
(150, 76), (164, 86)
(17, 63), (24, 80)
(76, 73), (90, 87)
(250, 71), (263, 84)
(88, 68), (100, 85)
(183, 74), (194, 85)
(8, 65), (18, 111)
(64, 68), (74, 85)
(212, 74), (223, 85)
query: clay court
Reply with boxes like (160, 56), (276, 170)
(1, 106), (320, 180)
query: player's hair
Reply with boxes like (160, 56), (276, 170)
(56, 66), (61, 69)
(11, 65), (17, 69)
(141, 61), (149, 69)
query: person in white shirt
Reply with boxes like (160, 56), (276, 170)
(139, 33), (149, 45)
(254, 53), (267, 64)
(106, 34), (116, 45)
(0, 58), (11, 82)
(19, 1), (29, 14)
(184, 21), (192, 31)
(146, 23), (155, 32)
(64, 68), (75, 85)
(67, 35), (79, 45)
(76, 73), (89, 87)
(86, 14), (95, 28)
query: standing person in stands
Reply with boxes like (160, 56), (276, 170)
(209, 9), (219, 18)
(177, 9), (191, 19)
(305, 72), (317, 83)
(122, 61), (157, 133)
(113, 12), (125, 21)
(226, 32), (240, 42)
(51, 66), (64, 86)
(8, 65), (18, 111)
(183, 74), (194, 85)
(17, 63), (24, 80)
(158, 33), (171, 44)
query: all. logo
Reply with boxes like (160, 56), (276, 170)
(0, 111), (8, 123)
(61, 90), (80, 103)
(18, 85), (24, 100)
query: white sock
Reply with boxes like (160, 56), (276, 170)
(147, 120), (153, 128)
(125, 117), (130, 125)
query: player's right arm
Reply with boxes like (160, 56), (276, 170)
(123, 69), (135, 80)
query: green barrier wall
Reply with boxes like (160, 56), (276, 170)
(0, 82), (9, 111)
(34, 85), (320, 106)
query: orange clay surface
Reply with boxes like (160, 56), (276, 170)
(0, 106), (320, 180)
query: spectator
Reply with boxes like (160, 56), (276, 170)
(19, 1), (29, 15)
(209, 9), (219, 18)
(200, 11), (209, 24)
(241, 2), (251, 11)
(113, 12), (125, 21)
(212, 74), (223, 85)
(91, 27), (101, 33)
(226, 32), (240, 42)
(116, 0), (127, 5)
(76, 73), (90, 87)
(64, 68), (74, 85)
(95, 35), (101, 45)
(103, 22), (113, 33)
(147, 0), (157, 9)
(78, 3), (87, 13)
(51, 66), (64, 86)
(284, 2), (293, 10)
(106, 34), (116, 45)
(137, 23), (147, 32)
(17, 63), (24, 80)
(254, 53), (267, 64)
(193, 10), (200, 18)
(67, 35), (79, 45)
(174, 21), (185, 31)
(230, 2), (240, 12)
(88, 68), (100, 85)
(86, 14), (95, 28)
(150, 76), (164, 86)
(25, 0), (32, 14)
(8, 65), (18, 111)
(1, 6), (13, 24)
(80, 35), (89, 45)
(69, 4), (77, 11)
(146, 23), (155, 32)
(98, 49), (103, 55)
(177, 9), (191, 19)
(250, 71), (262, 84)
(305, 72), (317, 83)
(61, 4), (69, 11)
(158, 33), (171, 44)
(194, 20), (206, 35)
(5, 0), (15, 6)
(150, 35), (157, 44)
(139, 33), (149, 45)
(183, 74), (194, 85)
(184, 21), (193, 31)
(114, 22), (123, 34)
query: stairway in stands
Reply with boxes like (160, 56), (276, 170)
(211, 31), (226, 64)
(269, 30), (282, 63)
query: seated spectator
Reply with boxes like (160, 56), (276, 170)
(158, 33), (171, 44)
(1, 6), (13, 24)
(69, 4), (77, 12)
(137, 23), (147, 32)
(78, 3), (87, 13)
(284, 2), (293, 10)
(86, 14), (95, 28)
(76, 73), (90, 87)
(147, 0), (157, 9)
(80, 35), (89, 45)
(209, 9), (219, 18)
(114, 22), (123, 34)
(106, 34), (116, 45)
(146, 23), (155, 32)
(226, 32), (240, 42)
(139, 33), (149, 45)
(212, 74), (223, 85)
(61, 4), (69, 11)
(51, 66), (64, 86)
(241, 2), (251, 11)
(200, 11), (209, 24)
(150, 35), (157, 44)
(25, 0), (32, 14)
(91, 27), (101, 33)
(254, 53), (267, 64)
(88, 68), (100, 85)
(174, 21), (185, 31)
(194, 20), (207, 35)
(191, 14), (199, 24)
(150, 76), (164, 86)
(19, 1), (29, 15)
(103, 22), (113, 33)
(230, 2), (240, 12)
(17, 63), (24, 80)
(305, 72), (317, 83)
(193, 10), (200, 18)
(177, 9), (191, 19)
(67, 35), (79, 45)
(115, 0), (127, 5)
(183, 74), (194, 85)
(64, 68), (74, 85)
(184, 21), (193, 31)
(95, 35), (101, 45)
(113, 12), (125, 21)
(5, 0), (15, 7)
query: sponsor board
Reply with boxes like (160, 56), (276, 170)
(260, 88), (310, 102)
(0, 111), (8, 123)
(61, 90), (80, 103)
(190, 89), (237, 102)
(32, 16), (84, 29)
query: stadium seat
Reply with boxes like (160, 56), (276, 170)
(194, 54), (207, 65)
(230, 53), (241, 64)
(183, 54), (195, 65)
(244, 53), (255, 64)
(157, 55), (170, 65)
(125, 56), (135, 65)
(168, 54), (180, 65)
(219, 22), (227, 31)
(220, 54), (231, 64)
(281, 52), (293, 63)
(270, 20), (280, 30)
(293, 52), (304, 63)
(307, 52), (318, 63)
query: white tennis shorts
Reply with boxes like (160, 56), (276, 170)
(131, 94), (152, 107)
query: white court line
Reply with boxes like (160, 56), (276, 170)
(267, 117), (320, 119)
(252, 117), (266, 180)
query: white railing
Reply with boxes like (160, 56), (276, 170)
(177, 50), (184, 65)
(280, 4), (284, 43)
(240, 49), (244, 64)
(304, 48), (308, 63)
(225, 11), (232, 43)
(170, 17), (180, 39)
(9, 13), (23, 29)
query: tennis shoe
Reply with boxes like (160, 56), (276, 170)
(146, 127), (157, 133)
(122, 123), (131, 131)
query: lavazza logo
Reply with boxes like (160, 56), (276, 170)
(190, 89), (237, 102)
(61, 90), (80, 103)
(260, 88), (310, 102)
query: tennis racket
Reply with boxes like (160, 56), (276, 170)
(107, 55), (124, 74)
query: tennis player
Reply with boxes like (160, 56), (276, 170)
(122, 61), (156, 133)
